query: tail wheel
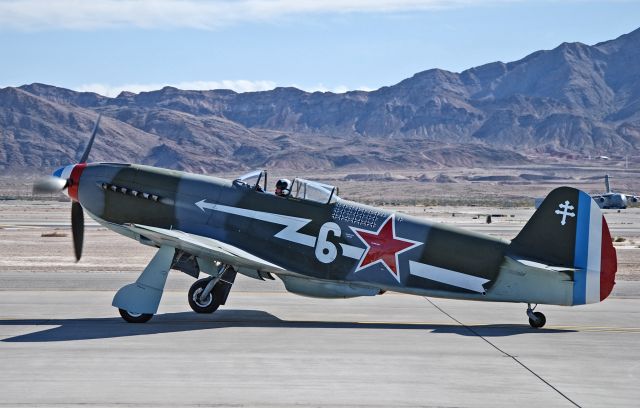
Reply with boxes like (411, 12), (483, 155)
(188, 278), (222, 314)
(119, 308), (153, 323)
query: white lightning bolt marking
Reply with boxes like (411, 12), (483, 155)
(195, 200), (316, 247)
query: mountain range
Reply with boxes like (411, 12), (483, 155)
(1, 27), (639, 173)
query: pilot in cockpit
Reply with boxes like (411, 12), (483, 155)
(275, 178), (291, 197)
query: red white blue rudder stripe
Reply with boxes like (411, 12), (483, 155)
(573, 192), (602, 304)
(572, 191), (617, 304)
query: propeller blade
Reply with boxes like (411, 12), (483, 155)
(33, 176), (68, 194)
(71, 201), (84, 262)
(78, 114), (102, 164)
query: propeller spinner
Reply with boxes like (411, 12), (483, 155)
(32, 114), (102, 261)
(32, 175), (68, 194)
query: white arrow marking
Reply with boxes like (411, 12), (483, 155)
(340, 243), (365, 260)
(195, 200), (316, 247)
(409, 261), (489, 293)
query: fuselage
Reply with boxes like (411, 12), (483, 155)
(68, 163), (518, 300)
(58, 162), (616, 307)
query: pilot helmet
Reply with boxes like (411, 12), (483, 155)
(275, 178), (291, 195)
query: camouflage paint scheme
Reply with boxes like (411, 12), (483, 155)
(70, 163), (617, 308)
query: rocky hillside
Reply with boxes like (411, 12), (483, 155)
(1, 27), (639, 173)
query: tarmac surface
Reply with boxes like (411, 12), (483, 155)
(1, 278), (639, 407)
(1, 201), (639, 407)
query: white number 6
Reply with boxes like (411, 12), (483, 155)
(315, 222), (341, 263)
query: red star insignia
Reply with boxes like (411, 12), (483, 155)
(351, 214), (422, 282)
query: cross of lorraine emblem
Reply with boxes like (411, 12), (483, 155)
(554, 200), (575, 226)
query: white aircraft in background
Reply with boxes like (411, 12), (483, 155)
(591, 175), (639, 209)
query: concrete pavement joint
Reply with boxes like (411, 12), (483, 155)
(423, 297), (582, 408)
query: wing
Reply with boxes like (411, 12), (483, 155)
(125, 223), (285, 273)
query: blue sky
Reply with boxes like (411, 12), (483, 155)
(1, 0), (639, 96)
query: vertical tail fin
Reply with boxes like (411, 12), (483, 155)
(510, 187), (617, 304)
(605, 174), (611, 193)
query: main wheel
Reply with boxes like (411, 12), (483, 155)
(119, 308), (153, 323)
(188, 278), (222, 314)
(528, 311), (546, 328)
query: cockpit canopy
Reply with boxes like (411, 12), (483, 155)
(235, 170), (266, 190)
(288, 178), (338, 204)
(234, 170), (339, 204)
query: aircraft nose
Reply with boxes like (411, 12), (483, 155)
(51, 164), (87, 201)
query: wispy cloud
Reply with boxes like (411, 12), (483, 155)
(74, 80), (371, 96)
(299, 83), (375, 93)
(0, 0), (517, 31)
(76, 80), (279, 96)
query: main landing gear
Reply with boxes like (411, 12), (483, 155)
(112, 245), (174, 324)
(188, 264), (237, 314)
(526, 303), (546, 328)
(113, 244), (238, 323)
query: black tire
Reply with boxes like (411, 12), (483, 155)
(119, 308), (153, 323)
(188, 278), (221, 314)
(528, 311), (546, 328)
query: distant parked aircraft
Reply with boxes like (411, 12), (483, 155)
(591, 175), (639, 209)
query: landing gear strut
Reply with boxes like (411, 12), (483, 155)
(526, 303), (546, 328)
(188, 264), (237, 314)
(113, 245), (174, 324)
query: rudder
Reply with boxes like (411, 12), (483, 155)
(510, 187), (617, 304)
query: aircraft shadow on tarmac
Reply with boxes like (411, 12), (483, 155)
(0, 310), (576, 342)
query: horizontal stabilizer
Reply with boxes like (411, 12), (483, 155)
(511, 258), (577, 272)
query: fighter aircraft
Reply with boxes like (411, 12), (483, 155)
(34, 116), (617, 328)
(591, 174), (639, 209)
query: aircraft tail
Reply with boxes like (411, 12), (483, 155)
(605, 174), (611, 193)
(510, 187), (617, 305)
